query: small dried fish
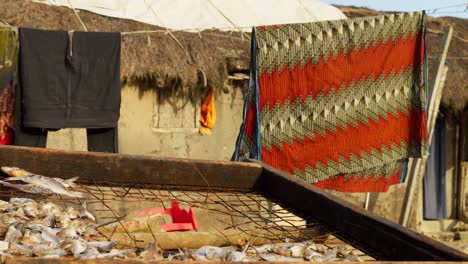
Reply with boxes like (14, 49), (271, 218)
(19, 230), (45, 246)
(87, 240), (119, 252)
(53, 177), (79, 188)
(38, 202), (61, 217)
(1, 167), (33, 177)
(65, 206), (80, 219)
(9, 198), (36, 206)
(0, 180), (53, 195)
(259, 253), (304, 262)
(4, 226), (22, 243)
(140, 241), (164, 261)
(0, 200), (12, 211)
(55, 212), (71, 228)
(57, 226), (77, 238)
(71, 239), (88, 257)
(0, 241), (9, 251)
(23, 205), (38, 218)
(79, 202), (95, 222)
(96, 249), (128, 259)
(8, 243), (32, 256)
(3, 175), (87, 198)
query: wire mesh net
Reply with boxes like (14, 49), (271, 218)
(0, 179), (372, 260)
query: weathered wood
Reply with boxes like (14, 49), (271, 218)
(459, 162), (468, 221)
(255, 161), (468, 261)
(0, 145), (262, 189)
(100, 228), (322, 249)
(400, 26), (453, 228)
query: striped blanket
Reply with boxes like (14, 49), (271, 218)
(233, 12), (428, 192)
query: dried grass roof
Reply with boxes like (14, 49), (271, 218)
(338, 6), (468, 114)
(0, 0), (250, 90)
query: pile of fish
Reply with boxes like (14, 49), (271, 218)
(160, 242), (363, 262)
(0, 166), (135, 259)
(0, 197), (134, 259)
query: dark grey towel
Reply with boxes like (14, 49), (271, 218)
(19, 28), (121, 129)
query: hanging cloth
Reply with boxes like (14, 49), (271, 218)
(0, 28), (18, 145)
(19, 28), (121, 129)
(199, 88), (216, 135)
(233, 12), (428, 192)
(423, 117), (447, 219)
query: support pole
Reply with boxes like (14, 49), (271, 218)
(400, 26), (453, 228)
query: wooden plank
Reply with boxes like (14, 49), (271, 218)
(400, 26), (453, 228)
(255, 161), (468, 261)
(0, 145), (262, 189)
(458, 162), (468, 221)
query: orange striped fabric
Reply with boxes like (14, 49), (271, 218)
(234, 12), (427, 192)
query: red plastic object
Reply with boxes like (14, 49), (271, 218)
(136, 200), (198, 232)
(0, 128), (13, 145)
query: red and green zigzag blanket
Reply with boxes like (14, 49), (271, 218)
(233, 12), (428, 192)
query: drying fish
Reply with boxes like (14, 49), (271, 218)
(87, 240), (119, 252)
(71, 238), (88, 257)
(4, 226), (22, 243)
(53, 177), (79, 188)
(1, 166), (33, 177)
(42, 248), (68, 258)
(79, 202), (95, 222)
(96, 249), (129, 259)
(9, 198), (37, 206)
(57, 226), (77, 238)
(259, 252), (304, 262)
(0, 200), (12, 211)
(0, 241), (9, 251)
(140, 241), (164, 261)
(8, 243), (32, 256)
(65, 206), (80, 219)
(0, 180), (53, 195)
(3, 175), (86, 198)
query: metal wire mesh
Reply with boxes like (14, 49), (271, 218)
(0, 179), (371, 259)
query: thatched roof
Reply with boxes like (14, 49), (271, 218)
(338, 6), (468, 115)
(0, 0), (250, 91)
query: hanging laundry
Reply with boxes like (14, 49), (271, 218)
(199, 88), (216, 135)
(15, 28), (121, 153)
(233, 12), (428, 192)
(0, 28), (18, 145)
(19, 28), (121, 129)
(423, 117), (447, 219)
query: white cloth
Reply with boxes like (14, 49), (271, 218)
(34, 0), (346, 32)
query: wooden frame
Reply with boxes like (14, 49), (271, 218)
(0, 145), (466, 262)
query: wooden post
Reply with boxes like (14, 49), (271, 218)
(364, 192), (370, 210)
(400, 26), (453, 228)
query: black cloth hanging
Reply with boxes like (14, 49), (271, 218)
(19, 28), (121, 129)
(14, 28), (121, 153)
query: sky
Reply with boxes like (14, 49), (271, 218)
(321, 0), (468, 19)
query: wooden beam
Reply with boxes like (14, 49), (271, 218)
(400, 26), (453, 228)
(256, 161), (468, 261)
(0, 145), (262, 190)
(458, 162), (468, 221)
